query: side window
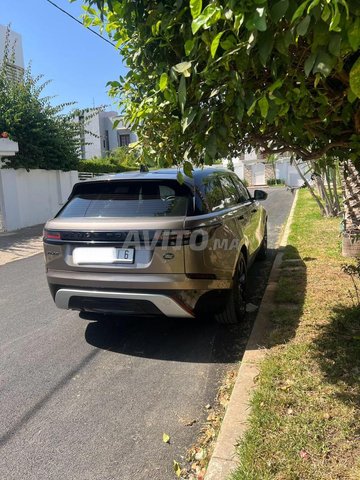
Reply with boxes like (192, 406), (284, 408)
(219, 175), (240, 207)
(202, 176), (225, 212)
(231, 174), (250, 203)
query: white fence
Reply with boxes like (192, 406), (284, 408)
(0, 169), (79, 232)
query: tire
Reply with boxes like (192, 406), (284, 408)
(256, 222), (268, 261)
(215, 253), (247, 325)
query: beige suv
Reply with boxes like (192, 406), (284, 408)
(43, 168), (267, 324)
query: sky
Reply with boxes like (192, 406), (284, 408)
(1, 0), (127, 112)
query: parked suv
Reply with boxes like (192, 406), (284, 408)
(43, 168), (267, 324)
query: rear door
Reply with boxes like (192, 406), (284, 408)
(230, 174), (263, 256)
(184, 173), (240, 278)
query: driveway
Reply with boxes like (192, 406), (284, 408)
(0, 188), (294, 480)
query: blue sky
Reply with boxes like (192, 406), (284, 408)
(1, 0), (127, 112)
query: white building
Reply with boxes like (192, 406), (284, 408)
(78, 111), (138, 160)
(222, 151), (310, 187)
(0, 25), (24, 80)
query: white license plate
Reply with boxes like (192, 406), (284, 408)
(73, 247), (134, 265)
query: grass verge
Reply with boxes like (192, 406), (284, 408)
(231, 190), (360, 480)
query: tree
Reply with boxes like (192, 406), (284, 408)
(0, 29), (81, 170)
(266, 153), (278, 182)
(81, 0), (360, 247)
(227, 157), (234, 171)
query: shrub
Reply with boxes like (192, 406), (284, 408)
(267, 178), (285, 186)
(78, 158), (134, 174)
(0, 28), (81, 170)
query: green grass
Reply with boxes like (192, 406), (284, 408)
(231, 190), (360, 480)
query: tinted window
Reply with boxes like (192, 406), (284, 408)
(231, 174), (250, 202)
(219, 175), (240, 207)
(58, 180), (192, 218)
(201, 175), (225, 212)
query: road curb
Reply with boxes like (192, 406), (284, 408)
(204, 190), (299, 480)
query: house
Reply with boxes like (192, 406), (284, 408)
(222, 151), (310, 187)
(78, 111), (138, 159)
(0, 25), (24, 80)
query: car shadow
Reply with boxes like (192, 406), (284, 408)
(84, 248), (279, 363)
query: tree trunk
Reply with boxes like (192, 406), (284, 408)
(342, 160), (360, 257)
(293, 160), (326, 216)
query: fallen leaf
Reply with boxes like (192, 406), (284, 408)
(205, 404), (211, 410)
(185, 419), (197, 426)
(299, 449), (309, 460)
(195, 448), (206, 461)
(323, 412), (331, 420)
(245, 303), (258, 313)
(163, 432), (170, 444)
(173, 460), (182, 477)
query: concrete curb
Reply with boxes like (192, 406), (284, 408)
(204, 190), (299, 480)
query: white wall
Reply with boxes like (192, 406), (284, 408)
(0, 169), (78, 231)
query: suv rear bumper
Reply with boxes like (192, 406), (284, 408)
(46, 269), (231, 291)
(55, 288), (194, 318)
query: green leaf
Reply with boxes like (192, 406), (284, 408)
(159, 73), (168, 92)
(190, 0), (202, 19)
(173, 62), (192, 74)
(304, 52), (316, 76)
(210, 31), (224, 58)
(183, 160), (194, 177)
(307, 0), (320, 14)
(259, 96), (269, 118)
(184, 38), (195, 56)
(347, 88), (357, 104)
(247, 99), (257, 117)
(349, 57), (360, 99)
(258, 30), (274, 66)
(177, 171), (184, 185)
(206, 134), (217, 159)
(220, 34), (237, 50)
(181, 108), (196, 132)
(291, 0), (311, 22)
(321, 4), (331, 22)
(270, 0), (289, 22)
(348, 18), (360, 51)
(329, 5), (341, 31)
(234, 13), (244, 34)
(269, 78), (283, 93)
(313, 51), (336, 77)
(163, 433), (170, 443)
(191, 4), (219, 34)
(328, 34), (341, 57)
(297, 15), (311, 36)
(178, 75), (186, 114)
(254, 8), (267, 32)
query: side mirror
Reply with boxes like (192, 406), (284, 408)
(253, 189), (268, 201)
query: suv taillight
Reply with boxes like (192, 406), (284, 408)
(43, 229), (61, 240)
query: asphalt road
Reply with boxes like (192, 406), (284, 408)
(0, 188), (294, 480)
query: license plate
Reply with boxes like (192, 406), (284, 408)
(73, 247), (134, 265)
(115, 248), (134, 263)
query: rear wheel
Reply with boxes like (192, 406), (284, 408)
(215, 253), (247, 325)
(256, 222), (268, 261)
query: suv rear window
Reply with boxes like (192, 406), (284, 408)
(58, 180), (193, 218)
